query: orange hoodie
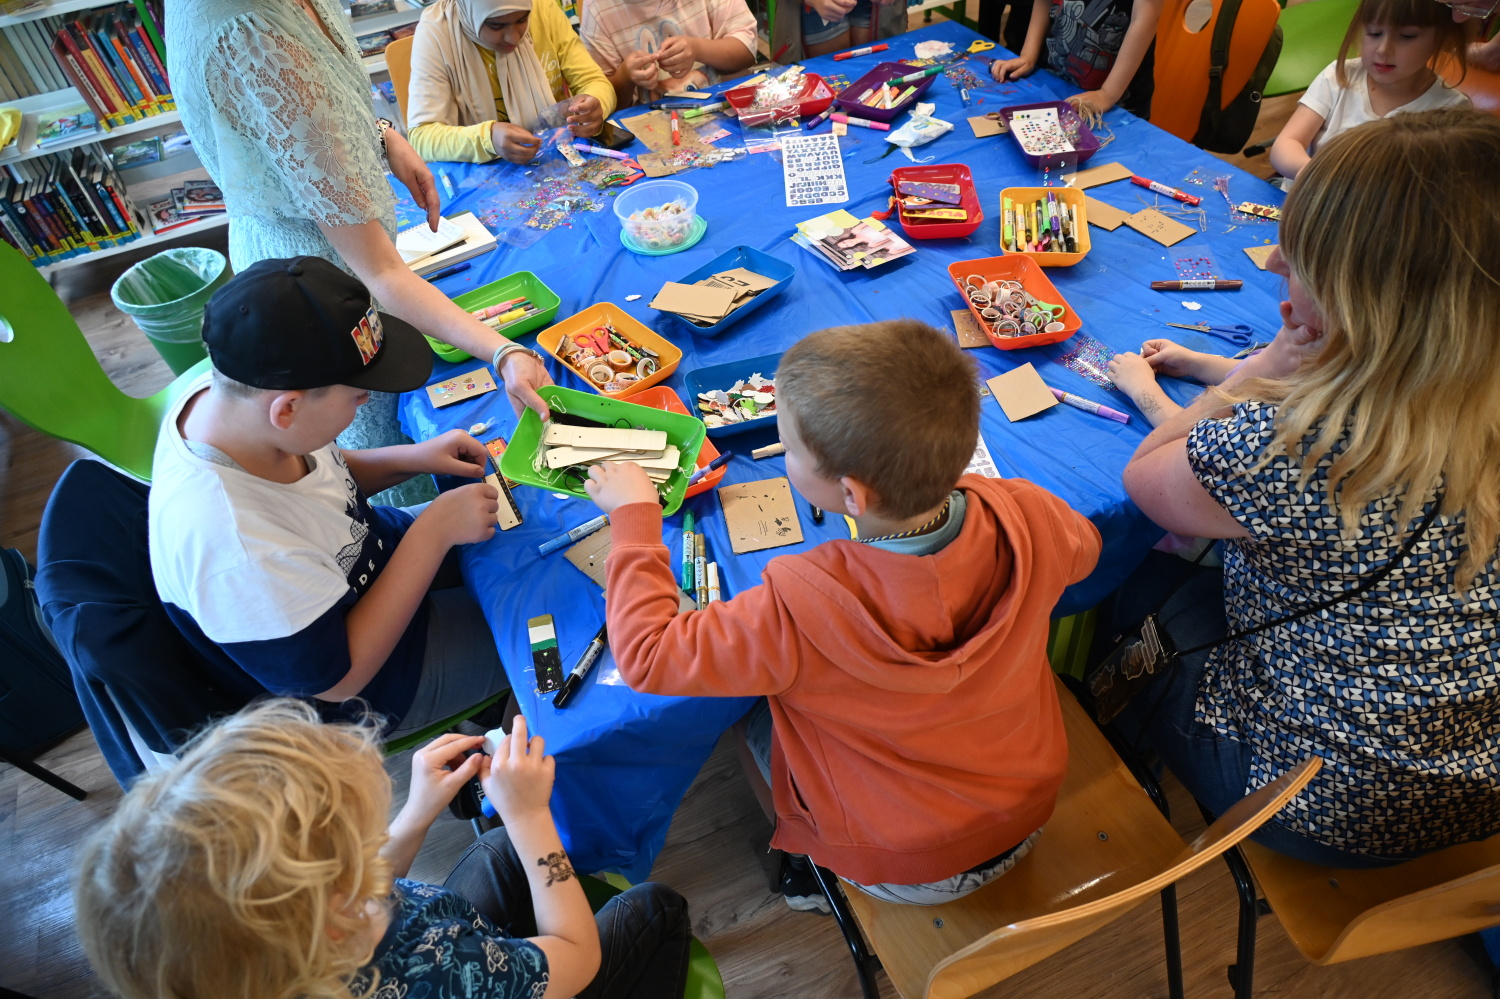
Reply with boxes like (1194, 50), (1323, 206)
(604, 474), (1102, 885)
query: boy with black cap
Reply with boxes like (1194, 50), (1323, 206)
(149, 257), (529, 735)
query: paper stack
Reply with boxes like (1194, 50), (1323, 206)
(396, 211), (498, 276)
(650, 267), (778, 327)
(790, 209), (914, 272)
(542, 425), (682, 484)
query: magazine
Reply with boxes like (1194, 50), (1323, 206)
(790, 209), (914, 272)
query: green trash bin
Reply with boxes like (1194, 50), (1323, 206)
(111, 247), (231, 375)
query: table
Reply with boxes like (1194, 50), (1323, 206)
(397, 19), (1287, 880)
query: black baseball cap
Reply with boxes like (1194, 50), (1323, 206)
(202, 256), (432, 392)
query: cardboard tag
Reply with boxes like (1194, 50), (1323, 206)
(1064, 161), (1133, 190)
(426, 367), (497, 408)
(987, 363), (1059, 422)
(485, 471), (524, 530)
(1243, 243), (1277, 270)
(951, 309), (989, 349)
(543, 425), (668, 452)
(528, 614), (564, 693)
(708, 267), (778, 293)
(968, 115), (1006, 137)
(719, 477), (804, 555)
(652, 281), (737, 319)
(1125, 209), (1197, 247)
(1083, 196), (1130, 230)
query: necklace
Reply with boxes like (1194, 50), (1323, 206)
(856, 496), (952, 545)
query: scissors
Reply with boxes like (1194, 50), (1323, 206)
(1165, 321), (1256, 349)
(967, 39), (997, 54)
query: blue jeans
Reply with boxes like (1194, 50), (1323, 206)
(1103, 552), (1410, 870)
(801, 0), (873, 45)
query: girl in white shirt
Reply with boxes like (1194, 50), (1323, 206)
(1270, 0), (1471, 182)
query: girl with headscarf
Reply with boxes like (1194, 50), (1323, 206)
(408, 0), (617, 163)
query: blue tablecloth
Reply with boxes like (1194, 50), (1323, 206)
(397, 19), (1287, 880)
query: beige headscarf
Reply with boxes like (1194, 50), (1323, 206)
(407, 0), (555, 134)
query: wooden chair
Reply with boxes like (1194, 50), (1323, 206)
(815, 678), (1321, 999)
(1216, 828), (1500, 999)
(386, 35), (415, 123)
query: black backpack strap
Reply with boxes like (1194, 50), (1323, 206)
(1196, 0), (1246, 142)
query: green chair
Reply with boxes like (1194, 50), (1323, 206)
(0, 243), (210, 482)
(383, 688), (511, 756)
(1264, 0), (1359, 97)
(579, 875), (728, 999)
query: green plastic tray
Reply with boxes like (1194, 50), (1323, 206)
(424, 271), (563, 362)
(500, 385), (706, 516)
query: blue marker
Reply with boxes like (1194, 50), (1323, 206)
(685, 451), (732, 486)
(537, 514), (609, 556)
(438, 171), (456, 201)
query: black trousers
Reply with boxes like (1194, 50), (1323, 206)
(444, 828), (692, 999)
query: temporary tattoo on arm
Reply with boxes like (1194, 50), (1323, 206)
(538, 851), (576, 886)
(1138, 394), (1163, 417)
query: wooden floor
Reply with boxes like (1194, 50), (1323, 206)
(0, 66), (1489, 999)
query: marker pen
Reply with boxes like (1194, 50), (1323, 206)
(537, 514), (608, 556)
(1002, 196), (1014, 251)
(694, 532), (708, 607)
(833, 43), (888, 60)
(805, 108), (834, 130)
(831, 113), (890, 131)
(894, 65), (944, 85)
(1130, 174), (1202, 206)
(686, 451), (732, 486)
(707, 562), (721, 603)
(1150, 280), (1243, 291)
(752, 441), (785, 459)
(1049, 387), (1131, 424)
(574, 142), (631, 159)
(553, 623), (607, 709)
(682, 101), (728, 117)
(670, 109), (681, 146)
(681, 510), (695, 591)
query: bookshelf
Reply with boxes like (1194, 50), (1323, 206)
(0, 0), (109, 30)
(34, 210), (225, 275)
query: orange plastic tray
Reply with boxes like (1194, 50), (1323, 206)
(627, 387), (726, 498)
(1001, 186), (1091, 266)
(536, 303), (681, 400)
(948, 255), (1081, 350)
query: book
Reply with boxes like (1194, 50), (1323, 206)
(790, 209), (914, 272)
(161, 129), (191, 156)
(348, 0), (395, 15)
(146, 196), (196, 234)
(111, 136), (162, 170)
(179, 178), (224, 214)
(0, 145), (140, 265)
(356, 30), (392, 56)
(35, 104), (98, 147)
(397, 211), (497, 276)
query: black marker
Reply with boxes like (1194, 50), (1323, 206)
(553, 623), (607, 709)
(810, 503), (824, 524)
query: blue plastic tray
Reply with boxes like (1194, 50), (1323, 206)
(655, 245), (795, 338)
(681, 350), (785, 439)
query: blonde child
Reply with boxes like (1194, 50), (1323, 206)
(74, 699), (691, 999)
(1270, 0), (1470, 182)
(990, 0), (1162, 117)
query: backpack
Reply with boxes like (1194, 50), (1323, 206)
(0, 546), (84, 758)
(1193, 0), (1284, 153)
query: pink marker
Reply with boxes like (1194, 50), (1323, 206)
(1049, 387), (1131, 424)
(831, 113), (890, 131)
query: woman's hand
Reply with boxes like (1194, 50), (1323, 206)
(565, 95), (604, 137)
(808, 0), (857, 23)
(655, 35), (697, 78)
(500, 350), (553, 419)
(1139, 339), (1209, 379)
(490, 121), (542, 163)
(1107, 352), (1160, 398)
(991, 53), (1037, 81)
(1240, 310), (1323, 381)
(384, 128), (441, 232)
(624, 50), (659, 89)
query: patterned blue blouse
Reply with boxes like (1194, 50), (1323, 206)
(1186, 401), (1500, 857)
(349, 880), (549, 999)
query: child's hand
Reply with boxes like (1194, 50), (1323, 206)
(491, 122), (541, 163)
(421, 481), (499, 547)
(565, 95), (604, 137)
(624, 50), (659, 89)
(1107, 352), (1160, 398)
(478, 714), (555, 823)
(1139, 339), (1206, 379)
(401, 733), (485, 828)
(656, 35), (697, 78)
(807, 0), (857, 23)
(1068, 90), (1115, 116)
(413, 429), (488, 478)
(991, 54), (1036, 82)
(583, 463), (659, 514)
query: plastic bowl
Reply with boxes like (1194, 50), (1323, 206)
(998, 100), (1101, 170)
(613, 180), (700, 252)
(890, 164), (984, 240)
(628, 386), (726, 498)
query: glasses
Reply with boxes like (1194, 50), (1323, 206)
(1433, 0), (1498, 18)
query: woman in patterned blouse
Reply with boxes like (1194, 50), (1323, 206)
(73, 700), (691, 999)
(1110, 108), (1500, 867)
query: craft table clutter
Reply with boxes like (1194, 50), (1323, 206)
(395, 19), (1287, 880)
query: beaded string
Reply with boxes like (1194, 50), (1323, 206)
(856, 496), (953, 545)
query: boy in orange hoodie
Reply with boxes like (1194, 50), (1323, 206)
(584, 320), (1102, 911)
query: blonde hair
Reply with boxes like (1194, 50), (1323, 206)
(74, 700), (393, 999)
(1335, 0), (1472, 87)
(1229, 109), (1500, 584)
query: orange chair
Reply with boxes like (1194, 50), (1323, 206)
(1152, 0), (1282, 146)
(386, 35), (415, 123)
(1439, 53), (1500, 117)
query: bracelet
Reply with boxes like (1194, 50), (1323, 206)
(376, 117), (394, 153)
(492, 343), (545, 375)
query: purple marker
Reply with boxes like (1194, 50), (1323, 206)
(574, 143), (631, 160)
(1049, 387), (1131, 424)
(805, 107), (834, 130)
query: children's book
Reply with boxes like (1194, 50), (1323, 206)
(110, 136), (161, 169)
(35, 104), (98, 146)
(147, 196), (196, 233)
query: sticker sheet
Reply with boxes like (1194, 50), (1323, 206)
(1056, 332), (1118, 389)
(780, 133), (849, 208)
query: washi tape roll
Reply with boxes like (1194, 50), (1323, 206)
(608, 350), (633, 372)
(589, 363), (613, 384)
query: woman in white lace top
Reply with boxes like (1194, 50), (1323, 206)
(166, 0), (551, 484)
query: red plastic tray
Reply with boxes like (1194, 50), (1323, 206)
(724, 73), (836, 127)
(947, 255), (1081, 350)
(997, 100), (1101, 170)
(890, 164), (983, 239)
(833, 61), (939, 123)
(627, 386), (726, 498)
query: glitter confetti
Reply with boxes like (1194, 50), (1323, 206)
(1056, 332), (1118, 388)
(1173, 244), (1221, 281)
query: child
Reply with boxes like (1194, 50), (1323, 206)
(148, 256), (536, 738)
(581, 0), (757, 108)
(1269, 0), (1470, 182)
(990, 0), (1162, 117)
(73, 698), (691, 999)
(583, 320), (1102, 911)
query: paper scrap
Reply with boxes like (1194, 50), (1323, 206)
(780, 133), (849, 208)
(832, 119), (847, 137)
(1243, 243), (1277, 270)
(652, 281), (737, 319)
(719, 477), (804, 555)
(1083, 196), (1130, 230)
(951, 309), (989, 348)
(987, 364), (1059, 422)
(1064, 161), (1133, 190)
(1125, 208), (1197, 247)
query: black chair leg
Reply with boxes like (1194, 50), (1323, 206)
(0, 747), (86, 801)
(1222, 844), (1263, 999)
(1159, 884), (1185, 999)
(811, 863), (882, 999)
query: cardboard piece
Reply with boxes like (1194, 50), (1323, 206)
(968, 115), (1006, 138)
(620, 110), (713, 156)
(543, 425), (668, 452)
(1243, 243), (1277, 270)
(565, 523), (613, 588)
(1125, 208), (1197, 247)
(718, 477), (805, 555)
(987, 363), (1059, 422)
(950, 308), (989, 349)
(426, 367), (497, 408)
(651, 281), (737, 319)
(1083, 196), (1130, 230)
(1064, 161), (1133, 190)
